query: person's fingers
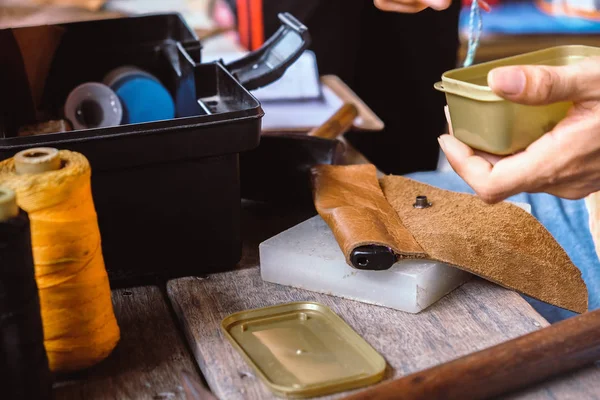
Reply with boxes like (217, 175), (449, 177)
(444, 105), (453, 136)
(473, 149), (504, 166)
(439, 133), (559, 203)
(438, 134), (499, 201)
(442, 107), (504, 165)
(373, 0), (451, 12)
(373, 0), (426, 13)
(438, 135), (500, 177)
(487, 57), (600, 105)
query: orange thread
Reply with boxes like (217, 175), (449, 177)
(0, 149), (120, 373)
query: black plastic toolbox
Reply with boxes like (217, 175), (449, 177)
(0, 13), (310, 287)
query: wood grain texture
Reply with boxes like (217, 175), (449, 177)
(344, 309), (600, 400)
(307, 103), (358, 139)
(53, 286), (206, 400)
(319, 75), (384, 132)
(167, 268), (600, 400)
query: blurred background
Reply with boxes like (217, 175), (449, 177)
(2, 0), (600, 174)
(0, 0), (239, 53)
(458, 0), (600, 62)
(2, 0), (600, 64)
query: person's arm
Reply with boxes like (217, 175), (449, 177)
(439, 57), (600, 203)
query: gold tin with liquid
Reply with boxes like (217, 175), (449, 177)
(221, 301), (386, 398)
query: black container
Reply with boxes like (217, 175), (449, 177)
(239, 132), (344, 204)
(0, 13), (310, 287)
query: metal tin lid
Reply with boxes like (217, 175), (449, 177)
(221, 302), (386, 398)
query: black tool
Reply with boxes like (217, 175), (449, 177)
(350, 245), (397, 271)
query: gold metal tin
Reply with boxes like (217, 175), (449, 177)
(221, 302), (386, 398)
(435, 45), (600, 155)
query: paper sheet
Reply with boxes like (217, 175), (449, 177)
(251, 50), (322, 102)
(105, 0), (215, 29)
(259, 85), (343, 131)
(202, 48), (342, 130)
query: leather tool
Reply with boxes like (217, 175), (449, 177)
(315, 116), (399, 270)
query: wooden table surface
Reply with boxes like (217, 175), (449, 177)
(51, 199), (600, 400)
(53, 286), (205, 399)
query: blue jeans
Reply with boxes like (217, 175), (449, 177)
(406, 170), (600, 323)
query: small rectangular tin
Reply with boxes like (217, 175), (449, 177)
(221, 301), (386, 398)
(435, 45), (600, 155)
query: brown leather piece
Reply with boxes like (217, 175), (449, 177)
(311, 164), (426, 265)
(311, 164), (588, 314)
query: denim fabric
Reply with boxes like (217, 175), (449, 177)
(405, 170), (600, 323)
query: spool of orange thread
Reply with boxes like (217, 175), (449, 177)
(0, 147), (120, 373)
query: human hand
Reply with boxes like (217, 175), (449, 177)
(438, 56), (600, 204)
(373, 0), (452, 13)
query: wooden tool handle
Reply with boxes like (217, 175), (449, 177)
(307, 103), (358, 139)
(344, 308), (600, 400)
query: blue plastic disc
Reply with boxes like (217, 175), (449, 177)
(105, 67), (175, 125)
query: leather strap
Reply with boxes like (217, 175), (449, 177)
(311, 164), (426, 265)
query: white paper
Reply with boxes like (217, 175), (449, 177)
(259, 85), (343, 131)
(106, 0), (214, 29)
(198, 47), (344, 130)
(251, 51), (321, 102)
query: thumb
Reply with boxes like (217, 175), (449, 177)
(487, 56), (600, 105)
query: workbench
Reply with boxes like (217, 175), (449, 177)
(52, 198), (600, 400)
(3, 3), (598, 399)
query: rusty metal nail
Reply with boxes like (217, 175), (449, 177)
(413, 195), (432, 209)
